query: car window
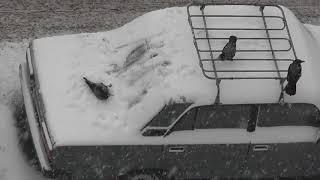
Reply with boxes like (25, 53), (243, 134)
(195, 105), (251, 129)
(258, 103), (320, 127)
(148, 103), (191, 127)
(172, 107), (197, 132)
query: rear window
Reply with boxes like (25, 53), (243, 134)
(257, 103), (320, 127)
(172, 107), (197, 132)
(195, 105), (252, 129)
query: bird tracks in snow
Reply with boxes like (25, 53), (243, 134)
(106, 32), (166, 76)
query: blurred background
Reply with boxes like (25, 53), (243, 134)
(0, 0), (319, 41)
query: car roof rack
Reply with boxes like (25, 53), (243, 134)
(187, 3), (298, 104)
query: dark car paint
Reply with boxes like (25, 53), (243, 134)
(51, 143), (320, 179)
(244, 142), (320, 178)
(47, 103), (320, 179)
(162, 144), (249, 178)
(53, 145), (165, 179)
(52, 144), (251, 179)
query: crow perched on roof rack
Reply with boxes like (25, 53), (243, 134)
(218, 35), (237, 61)
(285, 59), (305, 96)
(200, 4), (206, 11)
(83, 77), (112, 100)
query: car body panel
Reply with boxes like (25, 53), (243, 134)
(245, 143), (301, 177)
(297, 142), (320, 176)
(19, 63), (52, 171)
(161, 144), (249, 179)
(53, 145), (164, 179)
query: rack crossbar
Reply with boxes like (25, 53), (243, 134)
(199, 48), (291, 52)
(193, 27), (285, 31)
(203, 69), (288, 73)
(195, 37), (290, 40)
(201, 58), (294, 61)
(189, 15), (284, 19)
(205, 77), (286, 80)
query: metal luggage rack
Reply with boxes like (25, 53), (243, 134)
(187, 3), (298, 104)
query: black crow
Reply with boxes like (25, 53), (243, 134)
(218, 35), (237, 61)
(83, 77), (112, 100)
(284, 59), (305, 96)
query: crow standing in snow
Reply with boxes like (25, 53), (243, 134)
(218, 35), (237, 61)
(284, 59), (305, 96)
(83, 77), (112, 100)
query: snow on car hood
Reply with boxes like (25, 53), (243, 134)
(31, 5), (320, 145)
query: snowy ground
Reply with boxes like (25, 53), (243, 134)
(0, 104), (44, 180)
(0, 2), (320, 180)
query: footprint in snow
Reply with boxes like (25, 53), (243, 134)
(102, 38), (118, 53)
(120, 37), (165, 73)
(125, 60), (171, 86)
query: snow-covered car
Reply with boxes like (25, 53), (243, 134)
(19, 3), (320, 180)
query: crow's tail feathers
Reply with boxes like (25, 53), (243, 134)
(83, 77), (94, 87)
(285, 82), (296, 96)
(83, 77), (89, 84)
(218, 53), (225, 60)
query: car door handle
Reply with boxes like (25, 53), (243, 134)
(168, 146), (185, 153)
(253, 145), (269, 152)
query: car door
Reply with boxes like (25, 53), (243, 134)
(297, 142), (320, 177)
(163, 104), (254, 179)
(245, 103), (320, 178)
(285, 103), (320, 177)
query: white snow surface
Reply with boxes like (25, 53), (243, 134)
(0, 42), (45, 179)
(0, 105), (44, 180)
(30, 6), (320, 145)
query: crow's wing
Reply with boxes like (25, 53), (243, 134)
(287, 63), (302, 83)
(222, 42), (231, 54)
(287, 63), (294, 82)
(230, 44), (236, 58)
(222, 43), (236, 59)
(294, 64), (302, 81)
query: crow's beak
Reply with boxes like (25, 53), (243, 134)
(296, 59), (305, 63)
